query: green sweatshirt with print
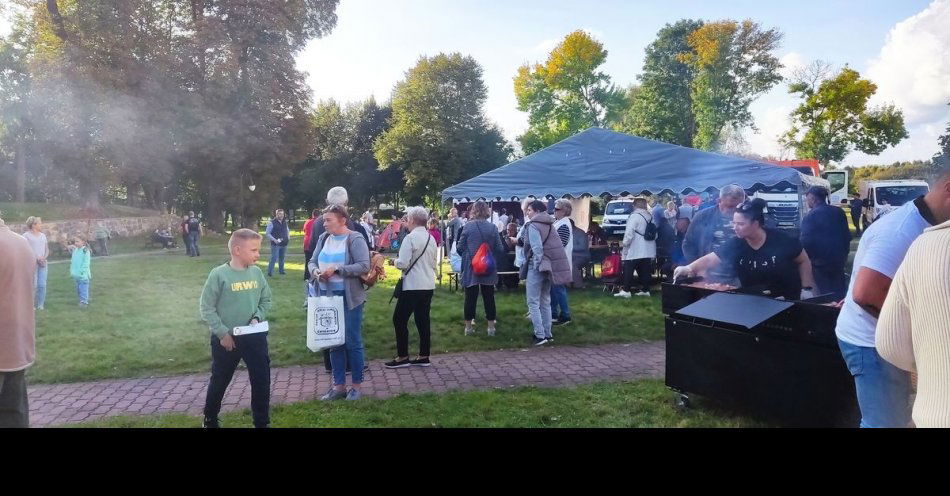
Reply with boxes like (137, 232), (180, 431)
(199, 263), (272, 339)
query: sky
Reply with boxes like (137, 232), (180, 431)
(3, 1), (948, 166)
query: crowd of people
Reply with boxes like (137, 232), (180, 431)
(2, 163), (948, 428)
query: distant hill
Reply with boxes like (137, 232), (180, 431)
(0, 203), (163, 223)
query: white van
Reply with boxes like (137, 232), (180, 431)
(858, 180), (930, 225)
(601, 198), (636, 237)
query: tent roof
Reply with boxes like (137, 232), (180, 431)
(442, 128), (810, 201)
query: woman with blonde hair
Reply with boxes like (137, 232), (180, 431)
(22, 217), (50, 310)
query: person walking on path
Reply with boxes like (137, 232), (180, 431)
(185, 211), (202, 257)
(616, 197), (657, 298)
(308, 204), (371, 401)
(457, 200), (505, 336)
(521, 200), (572, 346)
(550, 199), (574, 325)
(0, 214), (37, 428)
(265, 208), (290, 277)
(386, 206), (438, 368)
(850, 194), (865, 235)
(877, 219), (950, 428)
(93, 222), (111, 256)
(200, 229), (273, 428)
(800, 186), (852, 299)
(835, 166), (950, 428)
(682, 184), (746, 284)
(69, 236), (92, 307)
(21, 217), (49, 310)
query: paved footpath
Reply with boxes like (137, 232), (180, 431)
(28, 341), (665, 427)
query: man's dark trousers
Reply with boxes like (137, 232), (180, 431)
(0, 370), (29, 428)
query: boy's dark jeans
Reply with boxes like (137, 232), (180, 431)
(204, 333), (270, 427)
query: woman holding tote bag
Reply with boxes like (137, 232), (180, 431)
(308, 204), (371, 401)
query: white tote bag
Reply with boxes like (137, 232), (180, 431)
(307, 293), (346, 352)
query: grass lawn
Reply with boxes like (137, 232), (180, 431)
(75, 379), (766, 428)
(31, 234), (664, 384)
(0, 202), (161, 223)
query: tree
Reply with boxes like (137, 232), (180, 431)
(679, 20), (784, 150)
(616, 19), (703, 147)
(292, 98), (401, 212)
(780, 64), (908, 165)
(375, 53), (511, 206)
(935, 106), (949, 168)
(514, 30), (625, 154)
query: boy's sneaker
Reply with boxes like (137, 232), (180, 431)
(320, 388), (347, 401)
(636, 291), (651, 297)
(385, 358), (411, 369)
(487, 326), (496, 337)
(614, 290), (632, 298)
(552, 318), (571, 327)
(345, 389), (362, 401)
(410, 357), (431, 367)
(532, 336), (549, 346)
(202, 417), (220, 429)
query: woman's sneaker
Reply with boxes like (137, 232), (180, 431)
(464, 324), (475, 336)
(320, 388), (347, 401)
(410, 357), (431, 367)
(345, 389), (362, 401)
(384, 358), (411, 369)
(532, 336), (549, 346)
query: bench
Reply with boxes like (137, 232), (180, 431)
(444, 271), (521, 292)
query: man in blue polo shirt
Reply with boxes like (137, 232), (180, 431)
(835, 165), (950, 427)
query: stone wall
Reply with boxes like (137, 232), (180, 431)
(6, 214), (182, 249)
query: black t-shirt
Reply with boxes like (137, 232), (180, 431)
(186, 217), (201, 234)
(715, 228), (803, 300)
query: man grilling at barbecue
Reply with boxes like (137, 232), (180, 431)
(673, 199), (817, 301)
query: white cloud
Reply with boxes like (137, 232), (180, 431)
(778, 52), (806, 80)
(744, 103), (795, 159)
(527, 38), (559, 56)
(866, 0), (950, 126)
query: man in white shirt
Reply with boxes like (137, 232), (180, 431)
(835, 166), (950, 427)
(616, 197), (657, 297)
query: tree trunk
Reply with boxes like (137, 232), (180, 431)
(127, 182), (138, 207)
(14, 139), (26, 203)
(205, 191), (224, 233)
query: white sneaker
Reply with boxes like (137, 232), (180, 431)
(464, 325), (474, 336)
(614, 290), (632, 298)
(636, 291), (651, 297)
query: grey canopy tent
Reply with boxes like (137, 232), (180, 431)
(442, 128), (817, 202)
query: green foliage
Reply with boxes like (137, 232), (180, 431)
(679, 20), (784, 150)
(289, 98), (402, 212)
(374, 53), (511, 206)
(616, 19), (703, 147)
(0, 1), (340, 228)
(514, 30), (626, 154)
(781, 66), (908, 165)
(936, 108), (949, 168)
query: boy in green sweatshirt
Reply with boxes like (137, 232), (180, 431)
(200, 228), (273, 428)
(69, 237), (92, 307)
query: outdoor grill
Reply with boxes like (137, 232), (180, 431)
(662, 282), (860, 427)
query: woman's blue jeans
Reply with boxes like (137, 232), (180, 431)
(34, 264), (48, 308)
(314, 287), (365, 386)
